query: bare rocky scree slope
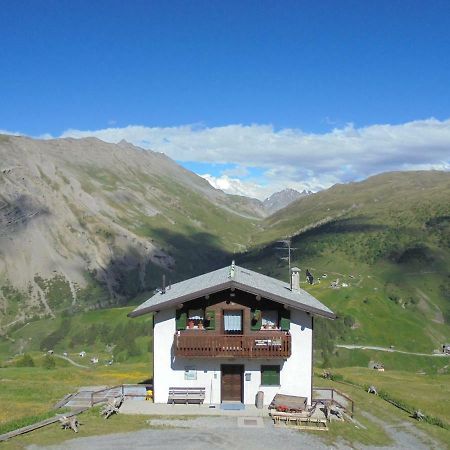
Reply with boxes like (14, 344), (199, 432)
(0, 135), (274, 328)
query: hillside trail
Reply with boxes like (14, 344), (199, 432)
(415, 288), (445, 324)
(336, 344), (448, 357)
(53, 354), (90, 369)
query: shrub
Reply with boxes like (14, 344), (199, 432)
(343, 315), (355, 328)
(16, 353), (35, 367)
(42, 355), (56, 369)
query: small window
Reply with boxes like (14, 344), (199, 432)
(224, 310), (242, 334)
(261, 365), (280, 386)
(188, 309), (204, 328)
(261, 310), (278, 330)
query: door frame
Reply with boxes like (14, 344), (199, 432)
(220, 364), (244, 403)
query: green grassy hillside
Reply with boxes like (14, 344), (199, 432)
(241, 171), (450, 362)
(1, 170), (449, 370)
(0, 306), (152, 365)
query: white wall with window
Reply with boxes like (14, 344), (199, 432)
(153, 307), (313, 405)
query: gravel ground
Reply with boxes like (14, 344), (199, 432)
(26, 415), (442, 450)
(27, 416), (344, 450)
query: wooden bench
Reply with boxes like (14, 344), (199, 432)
(168, 387), (205, 404)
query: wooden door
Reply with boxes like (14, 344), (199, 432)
(221, 364), (243, 402)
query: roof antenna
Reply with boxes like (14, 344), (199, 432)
(161, 274), (166, 294)
(229, 260), (236, 279)
(275, 238), (298, 281)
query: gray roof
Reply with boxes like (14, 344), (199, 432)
(128, 263), (335, 319)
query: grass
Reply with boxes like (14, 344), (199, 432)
(328, 348), (450, 373)
(330, 367), (450, 422)
(0, 408), (166, 450)
(313, 373), (450, 449)
(3, 306), (152, 359)
(0, 410), (58, 435)
(0, 363), (150, 424)
(242, 246), (449, 358)
(1, 361), (449, 448)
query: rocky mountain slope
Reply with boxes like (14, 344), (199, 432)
(0, 135), (263, 328)
(262, 188), (311, 214)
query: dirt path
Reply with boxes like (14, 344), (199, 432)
(416, 288), (445, 324)
(336, 344), (448, 357)
(360, 411), (443, 450)
(53, 354), (91, 369)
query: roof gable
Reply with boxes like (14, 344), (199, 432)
(128, 264), (335, 319)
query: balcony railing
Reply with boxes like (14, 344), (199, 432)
(174, 333), (291, 359)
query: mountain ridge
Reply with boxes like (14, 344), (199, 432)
(0, 135), (262, 327)
(0, 135), (449, 355)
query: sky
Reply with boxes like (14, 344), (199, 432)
(1, 0), (449, 199)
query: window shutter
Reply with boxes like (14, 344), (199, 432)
(176, 310), (187, 330)
(280, 309), (291, 331)
(261, 365), (280, 385)
(205, 310), (215, 330)
(251, 308), (262, 330)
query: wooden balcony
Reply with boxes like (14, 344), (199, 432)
(174, 333), (291, 359)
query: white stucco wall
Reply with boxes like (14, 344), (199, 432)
(153, 307), (313, 405)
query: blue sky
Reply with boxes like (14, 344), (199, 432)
(1, 1), (449, 198)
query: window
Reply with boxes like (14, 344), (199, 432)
(188, 309), (204, 328)
(261, 310), (278, 330)
(223, 310), (242, 334)
(261, 365), (280, 386)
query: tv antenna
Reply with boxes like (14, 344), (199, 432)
(275, 238), (299, 274)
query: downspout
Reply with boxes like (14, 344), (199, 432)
(310, 315), (314, 406)
(152, 313), (156, 402)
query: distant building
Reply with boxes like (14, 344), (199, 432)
(129, 263), (335, 406)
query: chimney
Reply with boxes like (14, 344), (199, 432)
(290, 267), (300, 292)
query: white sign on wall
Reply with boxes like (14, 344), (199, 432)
(184, 366), (197, 380)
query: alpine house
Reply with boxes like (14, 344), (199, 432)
(128, 262), (335, 406)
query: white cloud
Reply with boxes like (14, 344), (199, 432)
(201, 174), (320, 200)
(59, 118), (450, 194)
(0, 129), (23, 136)
(201, 174), (268, 199)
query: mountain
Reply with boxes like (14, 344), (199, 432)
(0, 135), (261, 329)
(263, 188), (311, 214)
(241, 171), (450, 358)
(1, 134), (449, 359)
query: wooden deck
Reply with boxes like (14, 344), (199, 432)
(174, 333), (291, 358)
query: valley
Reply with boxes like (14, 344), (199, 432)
(1, 136), (449, 358)
(0, 136), (449, 446)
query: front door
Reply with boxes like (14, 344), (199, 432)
(221, 364), (243, 402)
